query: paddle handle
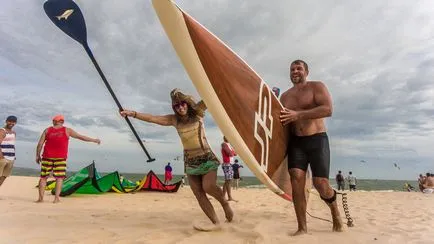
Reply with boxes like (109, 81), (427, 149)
(83, 44), (156, 163)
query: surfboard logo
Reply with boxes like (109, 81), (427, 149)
(56, 9), (74, 21)
(254, 80), (273, 172)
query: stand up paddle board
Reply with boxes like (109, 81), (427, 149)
(152, 0), (312, 201)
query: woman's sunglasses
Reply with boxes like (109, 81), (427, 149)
(172, 101), (187, 110)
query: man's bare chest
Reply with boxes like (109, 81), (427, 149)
(283, 90), (316, 110)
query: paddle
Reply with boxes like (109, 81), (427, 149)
(43, 0), (155, 162)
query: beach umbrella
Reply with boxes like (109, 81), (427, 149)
(43, 0), (155, 162)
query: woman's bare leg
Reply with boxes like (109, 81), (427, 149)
(202, 171), (234, 222)
(188, 174), (220, 224)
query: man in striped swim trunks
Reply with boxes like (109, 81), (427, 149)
(0, 116), (17, 189)
(221, 136), (237, 201)
(35, 115), (101, 203)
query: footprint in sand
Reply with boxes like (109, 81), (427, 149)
(191, 220), (263, 242)
(192, 220), (222, 232)
(226, 225), (264, 242)
(226, 216), (242, 224)
(91, 214), (103, 218)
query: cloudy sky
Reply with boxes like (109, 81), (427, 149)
(1, 0), (434, 180)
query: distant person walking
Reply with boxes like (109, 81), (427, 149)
(35, 115), (101, 203)
(335, 170), (345, 191)
(0, 116), (17, 189)
(346, 171), (357, 191)
(221, 136), (236, 201)
(164, 162), (173, 184)
(232, 159), (243, 190)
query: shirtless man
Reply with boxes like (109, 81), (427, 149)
(423, 173), (434, 193)
(280, 60), (343, 235)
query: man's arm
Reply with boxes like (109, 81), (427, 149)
(35, 129), (47, 163)
(0, 129), (5, 159)
(222, 143), (234, 156)
(297, 82), (333, 120)
(67, 128), (100, 144)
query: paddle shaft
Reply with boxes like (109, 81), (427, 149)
(83, 44), (155, 162)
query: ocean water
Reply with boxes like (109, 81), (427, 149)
(12, 167), (418, 192)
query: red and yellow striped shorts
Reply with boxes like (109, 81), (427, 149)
(40, 158), (67, 179)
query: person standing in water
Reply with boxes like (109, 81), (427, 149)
(120, 89), (233, 231)
(336, 170), (345, 191)
(347, 171), (357, 191)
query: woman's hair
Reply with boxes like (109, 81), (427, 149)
(170, 88), (205, 122)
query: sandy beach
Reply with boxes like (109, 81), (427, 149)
(0, 176), (433, 244)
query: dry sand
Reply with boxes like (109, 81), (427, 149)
(0, 176), (433, 244)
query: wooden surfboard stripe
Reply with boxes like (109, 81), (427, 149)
(182, 13), (289, 177)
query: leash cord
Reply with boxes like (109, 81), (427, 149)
(305, 191), (354, 227)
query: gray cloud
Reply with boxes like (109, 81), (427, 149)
(13, 126), (41, 143)
(2, 0), (434, 179)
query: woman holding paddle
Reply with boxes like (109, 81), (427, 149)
(120, 89), (233, 231)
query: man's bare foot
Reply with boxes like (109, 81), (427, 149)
(35, 199), (43, 203)
(332, 216), (344, 232)
(222, 202), (234, 222)
(53, 198), (60, 204)
(228, 198), (238, 202)
(291, 229), (308, 236)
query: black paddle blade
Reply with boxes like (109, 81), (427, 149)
(43, 0), (87, 45)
